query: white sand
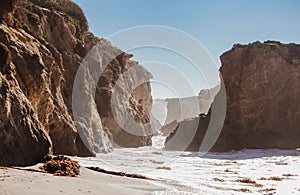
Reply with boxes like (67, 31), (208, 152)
(0, 166), (164, 195)
(76, 147), (300, 194)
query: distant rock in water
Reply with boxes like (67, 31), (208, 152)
(166, 41), (300, 152)
(157, 85), (219, 136)
(0, 0), (155, 166)
(164, 85), (220, 124)
(198, 85), (220, 113)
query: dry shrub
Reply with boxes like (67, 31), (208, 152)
(283, 174), (297, 177)
(267, 176), (282, 181)
(149, 160), (164, 164)
(259, 188), (276, 192)
(236, 178), (257, 184)
(41, 155), (80, 177)
(240, 188), (251, 192)
(236, 178), (264, 187)
(213, 177), (224, 182)
(156, 166), (172, 170)
(224, 169), (238, 174)
(254, 183), (263, 187)
(87, 167), (154, 180)
(258, 177), (267, 180)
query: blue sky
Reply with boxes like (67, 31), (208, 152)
(74, 0), (300, 98)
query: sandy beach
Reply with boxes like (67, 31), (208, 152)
(0, 165), (164, 195)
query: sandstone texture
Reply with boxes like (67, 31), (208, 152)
(0, 0), (154, 166)
(166, 41), (300, 151)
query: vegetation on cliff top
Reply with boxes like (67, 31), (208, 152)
(15, 0), (88, 42)
(27, 0), (88, 31)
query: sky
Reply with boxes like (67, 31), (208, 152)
(73, 0), (300, 99)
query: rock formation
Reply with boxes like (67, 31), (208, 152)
(166, 41), (300, 151)
(198, 85), (220, 114)
(0, 0), (155, 166)
(157, 85), (219, 136)
(0, 42), (51, 166)
(164, 85), (219, 123)
(0, 0), (17, 25)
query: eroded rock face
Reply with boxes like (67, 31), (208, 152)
(0, 22), (78, 156)
(0, 0), (17, 25)
(0, 0), (154, 165)
(166, 41), (300, 152)
(0, 42), (51, 166)
(95, 52), (155, 148)
(217, 41), (300, 151)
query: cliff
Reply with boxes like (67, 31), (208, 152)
(0, 0), (154, 166)
(166, 41), (300, 151)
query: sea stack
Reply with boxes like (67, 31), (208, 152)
(166, 41), (300, 152)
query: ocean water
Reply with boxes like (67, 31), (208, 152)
(74, 136), (300, 194)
